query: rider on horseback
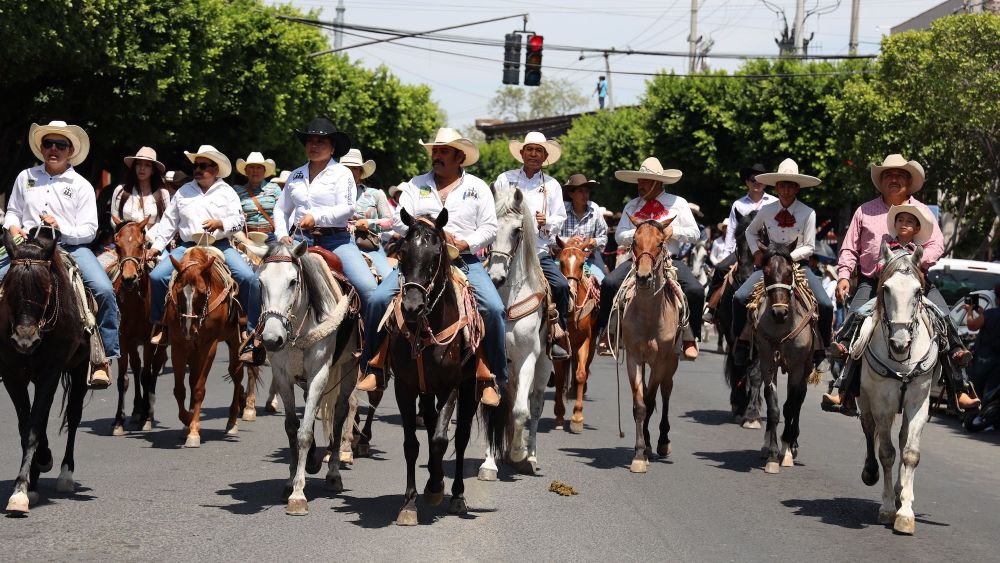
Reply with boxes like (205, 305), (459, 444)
(730, 159), (835, 372)
(2, 121), (119, 389)
(493, 132), (571, 360)
(822, 155), (980, 413)
(357, 128), (505, 406)
(561, 174), (609, 284)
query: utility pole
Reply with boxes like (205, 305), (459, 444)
(688, 0), (699, 73)
(334, 0), (345, 49)
(793, 0), (806, 55)
(604, 52), (614, 111)
(848, 0), (860, 55)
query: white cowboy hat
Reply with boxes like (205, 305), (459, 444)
(755, 158), (821, 188)
(339, 148), (376, 179)
(717, 218), (729, 231)
(419, 128), (480, 167)
(124, 146), (166, 174)
(184, 144), (232, 179)
(871, 154), (925, 194)
(599, 206), (613, 218)
(29, 120), (90, 166)
(509, 131), (562, 166)
(887, 204), (935, 245)
(236, 151), (276, 178)
(388, 182), (405, 197)
(614, 157), (682, 185)
(274, 170), (291, 186)
(688, 202), (704, 218)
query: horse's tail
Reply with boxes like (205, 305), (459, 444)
(317, 371), (340, 444)
(58, 369), (74, 434)
(481, 381), (513, 460)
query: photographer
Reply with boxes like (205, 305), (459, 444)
(964, 283), (1000, 394)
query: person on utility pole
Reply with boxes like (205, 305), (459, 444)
(593, 76), (608, 110)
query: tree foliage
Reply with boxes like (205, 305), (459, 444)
(487, 78), (589, 122)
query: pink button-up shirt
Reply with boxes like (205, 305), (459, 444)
(837, 196), (944, 280)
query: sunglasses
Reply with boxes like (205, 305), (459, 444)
(193, 162), (218, 171)
(41, 139), (72, 150)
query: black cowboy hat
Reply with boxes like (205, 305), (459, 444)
(739, 163), (767, 183)
(295, 117), (351, 159)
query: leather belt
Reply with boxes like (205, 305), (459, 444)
(312, 227), (348, 236)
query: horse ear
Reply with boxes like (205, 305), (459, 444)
(203, 255), (216, 274)
(435, 208), (449, 231)
(513, 188), (523, 205)
(911, 244), (923, 268)
(880, 239), (893, 263)
(293, 240), (308, 257)
(661, 216), (676, 229)
(556, 236), (565, 249)
(400, 208), (415, 228)
(626, 213), (639, 226)
(169, 254), (183, 272)
(584, 238), (597, 252)
(758, 241), (769, 252)
(112, 216), (123, 228)
(138, 216), (150, 231)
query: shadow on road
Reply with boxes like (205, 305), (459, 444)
(209, 479), (289, 515)
(781, 497), (885, 529)
(560, 446), (670, 470)
(680, 409), (734, 426)
(0, 479), (96, 516)
(692, 449), (763, 473)
(333, 492), (492, 528)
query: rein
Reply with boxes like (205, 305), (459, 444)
(8, 258), (60, 332)
(254, 254), (309, 347)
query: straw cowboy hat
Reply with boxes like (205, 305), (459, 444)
(165, 170), (190, 185)
(388, 182), (405, 198)
(871, 154), (925, 194)
(29, 120), (90, 166)
(562, 173), (599, 200)
(236, 151), (276, 177)
(887, 204), (935, 245)
(124, 146), (166, 174)
(419, 127), (480, 166)
(184, 144), (232, 179)
(339, 148), (376, 179)
(717, 218), (729, 231)
(739, 163), (767, 182)
(295, 117), (351, 159)
(274, 170), (291, 187)
(688, 203), (704, 218)
(509, 131), (562, 166)
(614, 157), (682, 184)
(755, 158), (821, 188)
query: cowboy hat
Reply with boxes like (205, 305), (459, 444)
(688, 203), (704, 218)
(29, 120), (90, 166)
(739, 163), (767, 182)
(614, 157), (682, 185)
(717, 218), (729, 231)
(509, 131), (561, 166)
(295, 117), (351, 159)
(887, 204), (935, 245)
(755, 158), (821, 188)
(388, 182), (405, 198)
(600, 206), (613, 218)
(236, 151), (276, 178)
(339, 148), (376, 179)
(419, 128), (480, 166)
(274, 170), (291, 186)
(165, 170), (190, 185)
(124, 146), (166, 174)
(871, 154), (925, 194)
(184, 144), (232, 179)
(562, 173), (599, 200)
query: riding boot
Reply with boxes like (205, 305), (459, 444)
(476, 351), (500, 407)
(238, 331), (266, 366)
(358, 339), (389, 392)
(942, 355), (981, 412)
(597, 328), (613, 357)
(822, 355), (859, 416)
(703, 281), (727, 323)
(88, 361), (112, 390)
(547, 303), (571, 360)
(150, 322), (168, 346)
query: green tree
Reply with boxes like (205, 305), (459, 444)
(487, 78), (589, 122)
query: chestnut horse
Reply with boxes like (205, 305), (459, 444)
(166, 247), (245, 448)
(553, 236), (599, 434)
(109, 217), (167, 435)
(0, 229), (90, 514)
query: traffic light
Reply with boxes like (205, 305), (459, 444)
(502, 33), (521, 85)
(524, 34), (543, 86)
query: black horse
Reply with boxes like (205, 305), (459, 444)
(0, 229), (90, 515)
(386, 208), (511, 525)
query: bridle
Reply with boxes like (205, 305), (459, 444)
(561, 246), (591, 313)
(173, 260), (213, 336)
(763, 253), (795, 315)
(631, 224), (670, 293)
(255, 253), (308, 348)
(112, 222), (151, 294)
(8, 258), (60, 332)
(485, 217), (523, 276)
(875, 254), (925, 361)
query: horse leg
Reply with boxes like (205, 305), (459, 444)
(569, 349), (587, 434)
(185, 344), (218, 447)
(761, 358), (782, 473)
(4, 379), (32, 514)
(552, 358), (567, 430)
(357, 390), (383, 457)
(893, 381), (931, 535)
(226, 341), (244, 435)
(743, 361), (763, 429)
(524, 357), (549, 473)
(113, 354), (129, 436)
(268, 361), (299, 500)
(266, 371), (280, 413)
(285, 359), (331, 516)
(243, 365), (259, 422)
(172, 344), (192, 436)
(11, 371), (61, 513)
(395, 382), (420, 526)
(627, 356), (649, 473)
(339, 390), (358, 463)
(450, 377), (476, 515)
(128, 345), (142, 424)
(779, 369), (809, 468)
(509, 350), (532, 467)
(325, 366), (354, 493)
(870, 386), (898, 526)
(142, 343), (167, 431)
(422, 392), (447, 506)
(657, 363), (676, 457)
(858, 396), (880, 487)
(57, 363), (89, 494)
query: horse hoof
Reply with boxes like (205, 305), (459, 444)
(510, 458), (536, 475)
(569, 419), (584, 434)
(184, 434), (201, 448)
(242, 408), (256, 422)
(112, 425), (125, 437)
(862, 467), (880, 487)
(339, 451), (354, 465)
(554, 417), (565, 430)
(781, 450), (794, 468)
(878, 510), (896, 525)
(265, 402), (279, 413)
(657, 443), (672, 457)
(764, 461), (780, 474)
(742, 419), (761, 430)
(326, 474), (344, 492)
(893, 515), (915, 535)
(629, 459), (648, 473)
(6, 491), (29, 514)
(56, 478), (74, 494)
(396, 508), (418, 526)
(142, 420), (153, 431)
(286, 497), (309, 516)
(356, 444), (370, 458)
(449, 496), (468, 515)
(478, 467), (498, 481)
(225, 423), (238, 436)
(37, 455), (53, 474)
(424, 486), (444, 507)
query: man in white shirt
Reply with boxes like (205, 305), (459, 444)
(2, 121), (118, 388)
(709, 219), (729, 266)
(595, 157), (704, 360)
(730, 159), (834, 369)
(493, 132), (570, 359)
(357, 128), (503, 406)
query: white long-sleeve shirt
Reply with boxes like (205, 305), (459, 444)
(392, 170), (497, 254)
(4, 164), (98, 245)
(110, 184), (171, 225)
(709, 236), (728, 265)
(616, 191), (700, 257)
(723, 192), (778, 255)
(493, 168), (565, 255)
(148, 180), (244, 252)
(273, 160), (356, 239)
(745, 199), (816, 262)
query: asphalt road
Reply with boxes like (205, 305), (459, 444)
(1, 334), (998, 562)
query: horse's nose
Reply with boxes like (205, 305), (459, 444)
(263, 332), (285, 352)
(771, 306), (788, 323)
(636, 273), (651, 286)
(12, 324), (40, 351)
(492, 274), (506, 287)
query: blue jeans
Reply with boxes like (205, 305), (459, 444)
(587, 253), (607, 284)
(362, 246), (392, 279)
(149, 240), (260, 328)
(733, 267), (834, 346)
(0, 244), (120, 359)
(303, 232), (378, 305)
(539, 255), (569, 325)
(361, 254), (508, 384)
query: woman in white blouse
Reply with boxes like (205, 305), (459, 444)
(111, 147), (171, 225)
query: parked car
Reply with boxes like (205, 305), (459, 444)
(927, 258), (1000, 306)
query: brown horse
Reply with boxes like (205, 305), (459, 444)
(553, 236), (599, 433)
(109, 217), (167, 435)
(621, 217), (681, 473)
(166, 247), (245, 448)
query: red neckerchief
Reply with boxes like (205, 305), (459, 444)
(775, 206), (796, 228)
(634, 198), (667, 222)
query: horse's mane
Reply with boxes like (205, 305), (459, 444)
(763, 243), (795, 266)
(495, 188), (545, 290)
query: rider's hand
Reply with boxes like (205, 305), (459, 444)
(836, 278), (851, 302)
(279, 236), (294, 246)
(355, 219), (370, 232)
(8, 226), (27, 239)
(453, 239), (470, 252)
(535, 212), (546, 227)
(297, 213), (316, 231)
(39, 214), (60, 229)
(201, 219), (223, 231)
(753, 249), (764, 268)
(145, 248), (161, 262)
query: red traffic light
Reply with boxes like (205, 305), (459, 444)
(528, 35), (543, 51)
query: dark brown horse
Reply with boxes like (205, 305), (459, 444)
(109, 217), (167, 435)
(553, 236), (599, 434)
(386, 209), (510, 525)
(166, 247), (245, 448)
(0, 229), (90, 515)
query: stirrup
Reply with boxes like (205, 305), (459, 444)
(478, 380), (501, 407)
(357, 370), (383, 392)
(88, 363), (112, 390)
(597, 330), (613, 357)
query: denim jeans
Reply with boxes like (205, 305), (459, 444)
(149, 240), (260, 328)
(539, 255), (569, 325)
(303, 231), (378, 305)
(362, 246), (392, 279)
(361, 254), (508, 384)
(587, 252), (607, 284)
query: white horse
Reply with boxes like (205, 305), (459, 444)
(480, 188), (552, 478)
(856, 242), (938, 535)
(690, 238), (710, 288)
(257, 241), (358, 516)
